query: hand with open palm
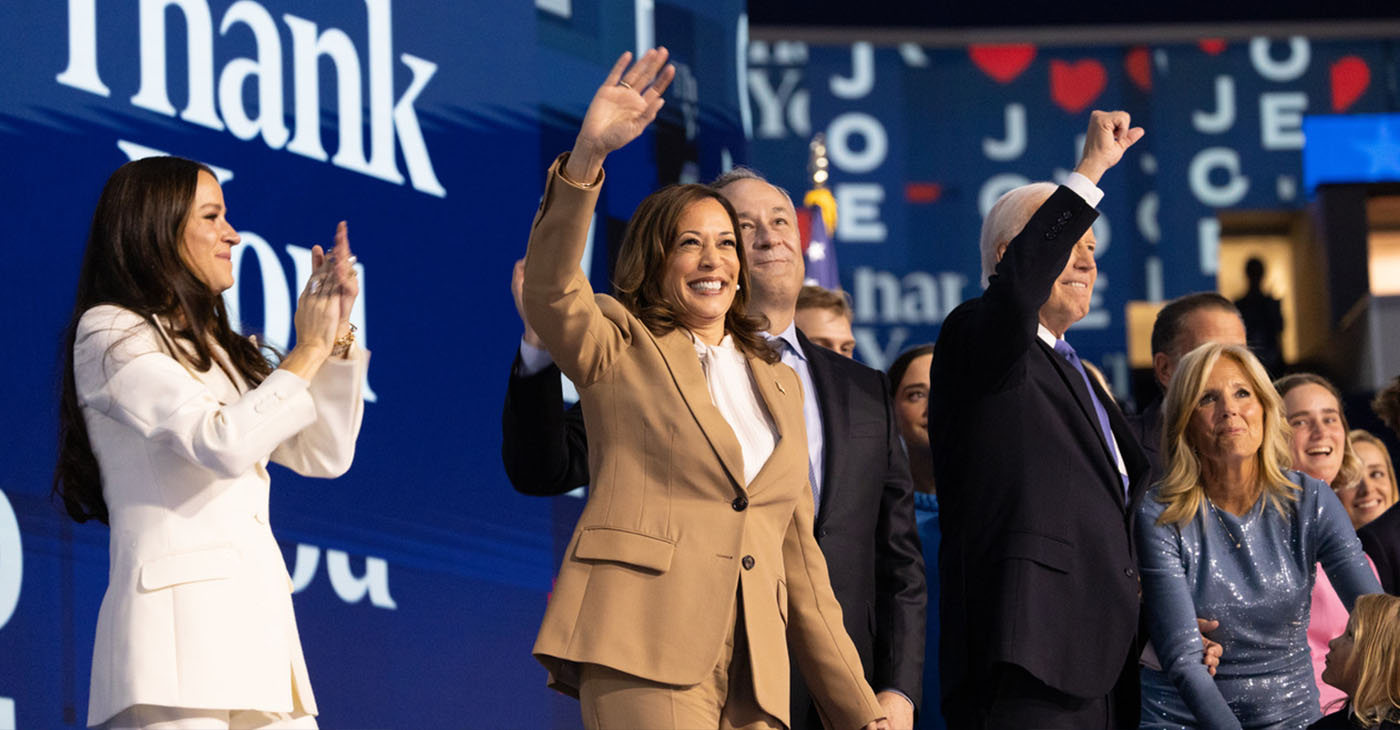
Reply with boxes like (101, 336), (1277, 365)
(563, 48), (676, 186)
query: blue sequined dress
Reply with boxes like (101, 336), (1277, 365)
(1136, 471), (1380, 729)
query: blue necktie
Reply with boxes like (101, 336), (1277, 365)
(1053, 339), (1130, 497)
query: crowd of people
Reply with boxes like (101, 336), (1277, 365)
(54, 46), (1400, 729)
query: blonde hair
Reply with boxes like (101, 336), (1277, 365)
(1343, 593), (1400, 727)
(1156, 343), (1297, 526)
(1349, 429), (1400, 510)
(796, 284), (853, 323)
(1275, 372), (1363, 489)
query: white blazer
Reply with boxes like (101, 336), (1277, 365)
(74, 305), (367, 727)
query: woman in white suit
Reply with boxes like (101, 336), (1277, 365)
(53, 157), (367, 729)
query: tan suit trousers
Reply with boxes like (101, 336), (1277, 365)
(578, 589), (784, 730)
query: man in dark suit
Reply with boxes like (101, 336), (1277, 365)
(1125, 293), (1247, 486)
(503, 170), (926, 730)
(930, 111), (1149, 728)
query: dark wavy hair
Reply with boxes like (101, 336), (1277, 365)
(886, 344), (935, 394)
(53, 157), (274, 524)
(612, 184), (778, 364)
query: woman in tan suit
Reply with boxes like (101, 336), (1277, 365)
(53, 157), (365, 729)
(523, 49), (885, 730)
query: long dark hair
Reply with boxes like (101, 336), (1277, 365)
(612, 184), (778, 364)
(53, 157), (273, 524)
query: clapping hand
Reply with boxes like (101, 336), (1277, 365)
(563, 48), (677, 186)
(309, 220), (358, 339)
(1073, 110), (1145, 184)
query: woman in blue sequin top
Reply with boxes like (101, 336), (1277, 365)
(1137, 343), (1381, 729)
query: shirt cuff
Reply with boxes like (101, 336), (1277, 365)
(1063, 171), (1104, 208)
(516, 339), (554, 377)
(877, 688), (913, 708)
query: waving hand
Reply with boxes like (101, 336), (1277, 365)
(563, 48), (676, 185)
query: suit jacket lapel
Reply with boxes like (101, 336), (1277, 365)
(654, 329), (747, 491)
(745, 355), (795, 491)
(1038, 340), (1125, 509)
(797, 330), (843, 523)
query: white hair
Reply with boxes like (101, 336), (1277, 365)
(979, 182), (1059, 287)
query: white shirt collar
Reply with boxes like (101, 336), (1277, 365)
(1036, 323), (1060, 349)
(767, 322), (806, 362)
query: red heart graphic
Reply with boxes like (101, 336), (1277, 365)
(1050, 59), (1107, 114)
(1331, 56), (1371, 112)
(969, 44), (1036, 84)
(1199, 39), (1226, 55)
(1125, 46), (1151, 92)
(905, 182), (943, 204)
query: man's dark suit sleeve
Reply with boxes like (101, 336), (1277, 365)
(501, 351), (590, 495)
(951, 186), (1098, 392)
(1359, 506), (1400, 594)
(873, 373), (927, 710)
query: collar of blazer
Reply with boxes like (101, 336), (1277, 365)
(653, 327), (797, 494)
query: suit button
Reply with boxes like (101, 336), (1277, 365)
(817, 528), (828, 539)
(1043, 231), (1056, 240)
(732, 496), (748, 511)
(254, 512), (268, 525)
(742, 555), (755, 570)
(1124, 567), (1136, 578)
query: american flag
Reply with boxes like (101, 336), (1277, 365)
(797, 203), (839, 290)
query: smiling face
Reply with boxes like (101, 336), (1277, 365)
(1341, 440), (1398, 529)
(719, 177), (804, 309)
(661, 197), (741, 343)
(1285, 383), (1347, 485)
(1037, 229), (1097, 338)
(894, 353), (934, 451)
(178, 170), (240, 293)
(1188, 356), (1266, 470)
(1321, 615), (1360, 695)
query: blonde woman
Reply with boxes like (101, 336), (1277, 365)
(1313, 593), (1400, 729)
(1136, 344), (1380, 729)
(1343, 430), (1398, 530)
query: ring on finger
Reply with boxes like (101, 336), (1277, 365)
(617, 80), (633, 90)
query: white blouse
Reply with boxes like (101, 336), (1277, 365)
(693, 335), (777, 486)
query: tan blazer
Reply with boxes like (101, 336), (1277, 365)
(74, 305), (367, 726)
(523, 157), (881, 730)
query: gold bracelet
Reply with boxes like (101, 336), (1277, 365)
(331, 323), (356, 358)
(557, 155), (601, 189)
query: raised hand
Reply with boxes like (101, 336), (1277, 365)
(310, 220), (358, 337)
(563, 48), (677, 185)
(1074, 110), (1145, 184)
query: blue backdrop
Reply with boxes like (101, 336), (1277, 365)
(5, 5), (1400, 728)
(746, 37), (1400, 393)
(0, 2), (744, 727)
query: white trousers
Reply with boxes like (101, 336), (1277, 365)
(103, 705), (318, 730)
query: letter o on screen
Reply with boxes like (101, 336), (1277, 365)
(0, 489), (21, 630)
